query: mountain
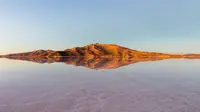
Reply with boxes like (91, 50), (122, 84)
(4, 56), (165, 69)
(1, 43), (184, 58)
(1, 43), (200, 69)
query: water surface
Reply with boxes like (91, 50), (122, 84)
(0, 58), (200, 112)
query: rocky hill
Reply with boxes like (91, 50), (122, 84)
(1, 43), (183, 58)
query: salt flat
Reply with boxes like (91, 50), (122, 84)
(0, 59), (200, 112)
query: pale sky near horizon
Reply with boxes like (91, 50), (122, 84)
(1, 0), (200, 54)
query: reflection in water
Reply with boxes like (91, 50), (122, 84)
(2, 57), (165, 69)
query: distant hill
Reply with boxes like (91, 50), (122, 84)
(1, 43), (185, 58)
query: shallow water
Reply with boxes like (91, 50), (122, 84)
(0, 58), (200, 112)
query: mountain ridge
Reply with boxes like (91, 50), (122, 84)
(0, 43), (199, 59)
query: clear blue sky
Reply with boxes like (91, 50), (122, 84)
(1, 0), (200, 54)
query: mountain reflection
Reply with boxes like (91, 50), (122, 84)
(2, 57), (166, 69)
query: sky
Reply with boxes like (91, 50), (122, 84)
(1, 0), (200, 54)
